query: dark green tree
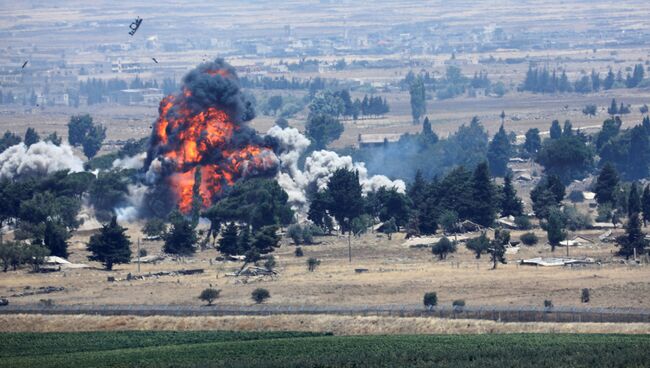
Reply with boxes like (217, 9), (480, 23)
(486, 124), (511, 177)
(536, 135), (594, 183)
(616, 212), (646, 259)
(549, 120), (562, 139)
(523, 128), (542, 155)
(466, 232), (490, 259)
(142, 218), (166, 238)
(628, 182), (641, 218)
(218, 222), (240, 256)
(163, 210), (197, 256)
(546, 208), (566, 252)
(409, 76), (426, 124)
(500, 173), (523, 217)
(0, 130), (21, 153)
(469, 162), (496, 227)
(45, 132), (62, 146)
(626, 125), (650, 180)
(324, 169), (364, 234)
(251, 225), (281, 256)
(43, 219), (70, 258)
(488, 229), (508, 269)
(432, 237), (456, 260)
(87, 216), (132, 270)
(594, 163), (619, 205)
(81, 123), (106, 159)
(305, 113), (344, 149)
(24, 127), (40, 147)
(607, 99), (618, 115)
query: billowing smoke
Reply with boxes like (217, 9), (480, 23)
(143, 58), (279, 213)
(115, 183), (148, 222)
(112, 152), (146, 170)
(267, 126), (406, 213)
(0, 142), (84, 180)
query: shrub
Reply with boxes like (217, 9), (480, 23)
(544, 299), (553, 309)
(138, 248), (147, 257)
(431, 237), (456, 260)
(452, 299), (465, 307)
(251, 288), (270, 304)
(302, 226), (314, 244)
(307, 257), (321, 272)
(308, 224), (325, 236)
(263, 255), (276, 271)
(199, 288), (221, 306)
(581, 288), (590, 303)
(514, 216), (532, 230)
(520, 232), (539, 246)
(294, 247), (304, 257)
(39, 299), (54, 307)
(423, 292), (438, 309)
(287, 224), (302, 245)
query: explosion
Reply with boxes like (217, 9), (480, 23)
(144, 59), (278, 213)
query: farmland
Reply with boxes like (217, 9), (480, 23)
(2, 331), (650, 368)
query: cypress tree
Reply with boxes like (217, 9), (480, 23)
(549, 120), (562, 139)
(486, 124), (511, 177)
(642, 185), (650, 227)
(547, 208), (566, 252)
(163, 210), (197, 256)
(617, 212), (645, 259)
(595, 163), (619, 205)
(218, 222), (239, 256)
(500, 173), (523, 217)
(44, 219), (69, 258)
(470, 162), (496, 227)
(628, 182), (641, 218)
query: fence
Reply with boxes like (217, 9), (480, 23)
(2, 304), (650, 323)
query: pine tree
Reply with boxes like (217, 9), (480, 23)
(218, 222), (239, 256)
(524, 128), (541, 155)
(488, 229), (508, 269)
(607, 98), (618, 115)
(486, 124), (511, 177)
(500, 173), (523, 217)
(628, 182), (641, 218)
(594, 163), (619, 205)
(24, 127), (40, 147)
(549, 120), (562, 139)
(642, 185), (650, 227)
(627, 125), (650, 180)
(44, 219), (69, 258)
(470, 162), (496, 227)
(87, 216), (131, 270)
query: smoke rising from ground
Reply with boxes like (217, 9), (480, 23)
(268, 126), (406, 213)
(0, 142), (84, 180)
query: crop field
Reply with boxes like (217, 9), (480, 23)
(2, 331), (650, 368)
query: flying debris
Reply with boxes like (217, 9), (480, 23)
(128, 16), (143, 36)
(152, 57), (159, 64)
(21, 61), (28, 69)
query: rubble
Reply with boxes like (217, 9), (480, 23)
(8, 286), (65, 298)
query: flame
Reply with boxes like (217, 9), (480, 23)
(150, 68), (276, 213)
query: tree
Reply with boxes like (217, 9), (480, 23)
(307, 257), (321, 272)
(486, 125), (511, 176)
(0, 130), (21, 153)
(423, 292), (438, 309)
(67, 114), (93, 146)
(199, 288), (220, 306)
(263, 255), (276, 271)
(24, 127), (40, 147)
(536, 134), (593, 183)
(546, 208), (566, 252)
(410, 76), (426, 124)
(142, 218), (166, 238)
(251, 225), (281, 256)
(488, 229), (508, 269)
(466, 232), (490, 259)
(23, 243), (49, 272)
(432, 237), (456, 260)
(607, 99), (618, 115)
(218, 222), (240, 256)
(500, 173), (523, 217)
(45, 132), (62, 146)
(274, 117), (289, 129)
(0, 241), (21, 272)
(382, 217), (397, 240)
(89, 170), (129, 218)
(163, 210), (197, 256)
(237, 225), (253, 254)
(43, 219), (70, 258)
(594, 163), (619, 206)
(617, 212), (646, 259)
(87, 216), (132, 270)
(628, 182), (642, 218)
(81, 124), (106, 159)
(251, 288), (270, 304)
(286, 224), (303, 245)
(642, 185), (650, 227)
(438, 210), (459, 234)
(325, 169), (364, 234)
(305, 113), (343, 150)
(267, 95), (283, 115)
(582, 104), (597, 117)
(641, 104), (649, 115)
(549, 120), (562, 139)
(523, 128), (541, 155)
(469, 162), (496, 227)
(626, 125), (650, 180)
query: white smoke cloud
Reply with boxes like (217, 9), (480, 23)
(267, 126), (405, 214)
(115, 183), (148, 222)
(0, 142), (84, 180)
(112, 152), (146, 170)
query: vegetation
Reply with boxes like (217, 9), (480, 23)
(307, 257), (321, 272)
(431, 237), (456, 260)
(423, 292), (438, 309)
(198, 288), (220, 306)
(67, 114), (106, 159)
(251, 288), (271, 304)
(87, 216), (132, 270)
(520, 232), (539, 246)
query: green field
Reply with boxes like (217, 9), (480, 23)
(2, 331), (650, 368)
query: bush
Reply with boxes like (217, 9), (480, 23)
(302, 226), (314, 245)
(520, 232), (539, 246)
(581, 288), (590, 303)
(431, 237), (456, 260)
(452, 299), (465, 311)
(563, 205), (592, 231)
(251, 288), (270, 304)
(423, 292), (438, 309)
(307, 257), (321, 272)
(294, 247), (304, 257)
(514, 216), (532, 230)
(286, 224), (302, 245)
(138, 248), (147, 257)
(142, 218), (166, 237)
(199, 288), (221, 306)
(544, 299), (553, 309)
